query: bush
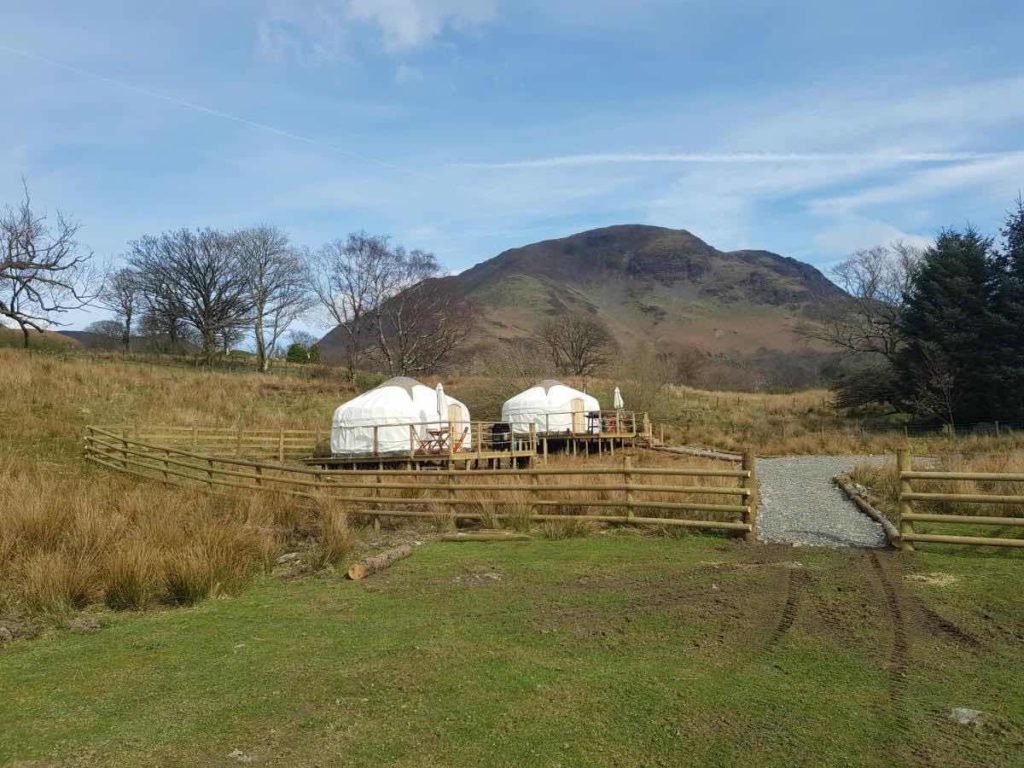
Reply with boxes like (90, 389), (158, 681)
(285, 342), (309, 364)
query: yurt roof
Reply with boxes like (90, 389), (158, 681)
(535, 379), (563, 392)
(376, 376), (423, 396)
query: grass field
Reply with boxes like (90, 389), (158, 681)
(2, 537), (1023, 767)
(3, 346), (1024, 766)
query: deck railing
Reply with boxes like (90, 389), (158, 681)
(83, 426), (756, 537)
(96, 411), (651, 462)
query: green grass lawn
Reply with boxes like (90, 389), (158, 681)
(2, 535), (1022, 768)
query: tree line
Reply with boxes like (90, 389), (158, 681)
(1, 184), (472, 376)
(810, 197), (1024, 426)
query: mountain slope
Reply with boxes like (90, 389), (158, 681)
(319, 224), (845, 361)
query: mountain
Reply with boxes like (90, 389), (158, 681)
(318, 224), (846, 371)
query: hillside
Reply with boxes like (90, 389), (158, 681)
(318, 225), (845, 363)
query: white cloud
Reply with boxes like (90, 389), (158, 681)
(258, 0), (498, 60)
(347, 0), (497, 50)
(810, 153), (1024, 215)
(811, 216), (932, 256)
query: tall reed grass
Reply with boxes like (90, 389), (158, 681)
(0, 459), (290, 615)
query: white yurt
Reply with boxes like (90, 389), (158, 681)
(331, 377), (471, 455)
(501, 380), (601, 435)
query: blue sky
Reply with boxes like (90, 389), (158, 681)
(2, 0), (1023, 330)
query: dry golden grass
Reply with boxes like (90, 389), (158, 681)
(850, 449), (1024, 524)
(0, 458), (287, 616)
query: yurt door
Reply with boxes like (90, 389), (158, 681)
(571, 398), (585, 433)
(447, 403), (465, 450)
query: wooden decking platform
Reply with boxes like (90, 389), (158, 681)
(303, 447), (537, 470)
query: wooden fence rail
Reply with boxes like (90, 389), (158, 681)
(897, 448), (1024, 549)
(84, 426), (757, 537)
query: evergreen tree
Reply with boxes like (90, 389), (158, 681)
(896, 227), (996, 425)
(989, 197), (1024, 421)
(285, 342), (309, 364)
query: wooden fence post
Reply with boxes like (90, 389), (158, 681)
(277, 426), (285, 463)
(897, 448), (914, 552)
(742, 449), (757, 542)
(192, 424), (198, 451)
(236, 425), (243, 457)
(624, 455), (634, 519)
(373, 473), (382, 532)
(447, 471), (456, 528)
(206, 458), (215, 489)
(373, 425), (379, 457)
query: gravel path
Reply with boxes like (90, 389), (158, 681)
(756, 455), (892, 548)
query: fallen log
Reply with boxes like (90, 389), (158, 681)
(439, 531), (532, 542)
(347, 544), (414, 581)
(646, 445), (743, 463)
(833, 474), (900, 547)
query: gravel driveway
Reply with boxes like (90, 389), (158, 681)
(756, 455), (891, 548)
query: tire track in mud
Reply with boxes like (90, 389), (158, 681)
(867, 551), (910, 707)
(765, 566), (808, 650)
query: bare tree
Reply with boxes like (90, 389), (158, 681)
(129, 228), (253, 362)
(98, 267), (141, 353)
(235, 225), (311, 372)
(535, 311), (616, 376)
(137, 308), (197, 353)
(911, 343), (958, 429)
(615, 343), (674, 418)
(800, 242), (922, 363)
(0, 183), (96, 347)
(307, 232), (394, 379)
(308, 233), (470, 377)
(84, 319), (125, 347)
(374, 277), (474, 375)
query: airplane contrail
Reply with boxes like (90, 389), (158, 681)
(456, 151), (1010, 169)
(0, 43), (403, 171)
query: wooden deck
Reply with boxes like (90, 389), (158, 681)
(302, 447), (538, 470)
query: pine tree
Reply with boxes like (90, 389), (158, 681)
(989, 197), (1024, 421)
(285, 342), (309, 364)
(896, 227), (996, 425)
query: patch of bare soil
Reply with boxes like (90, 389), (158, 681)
(533, 548), (798, 656)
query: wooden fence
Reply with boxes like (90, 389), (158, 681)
(83, 426), (757, 538)
(97, 424), (328, 461)
(897, 448), (1024, 549)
